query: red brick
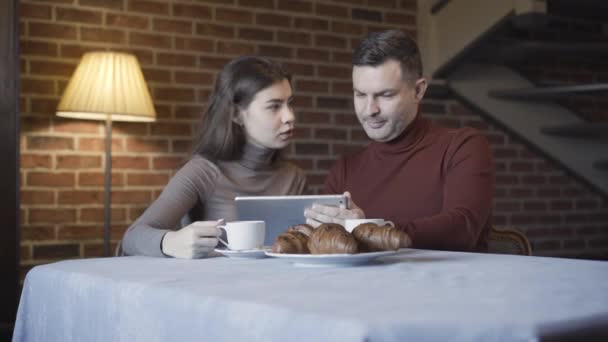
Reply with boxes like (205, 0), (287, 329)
(564, 240), (586, 249)
(30, 208), (76, 224)
(83, 243), (104, 258)
(294, 127), (312, 139)
(57, 225), (102, 240)
(77, 137), (123, 152)
(351, 129), (369, 141)
(199, 55), (232, 70)
(295, 143), (329, 155)
(493, 147), (518, 159)
(29, 98), (57, 115)
(174, 71), (214, 85)
(296, 79), (329, 92)
(22, 226), (55, 241)
(297, 48), (330, 62)
(238, 0), (275, 8)
(21, 3), (52, 19)
(56, 155), (101, 169)
(112, 156), (150, 170)
(29, 22), (77, 40)
(20, 78), (55, 95)
(152, 122), (192, 137)
(33, 244), (80, 259)
(278, 0), (312, 13)
(315, 128), (347, 140)
(576, 200), (599, 210)
(172, 3), (212, 19)
(113, 121), (149, 136)
(21, 154), (52, 169)
(511, 214), (537, 225)
(335, 113), (360, 125)
(105, 13), (148, 29)
(589, 238), (608, 248)
(258, 45), (293, 59)
(332, 80), (353, 94)
(175, 105), (204, 119)
(172, 140), (192, 153)
(80, 208), (126, 223)
(153, 156), (184, 170)
(60, 43), (100, 59)
(157, 53), (196, 67)
(238, 28), (274, 41)
(283, 62), (314, 77)
(277, 31), (311, 46)
(78, 172), (124, 187)
(22, 116), (51, 133)
(256, 13), (290, 27)
(318, 65), (351, 79)
(154, 87), (195, 102)
(196, 23), (235, 39)
(291, 158), (314, 170)
(141, 67), (171, 83)
(129, 32), (172, 49)
(294, 17), (329, 31)
(56, 7), (102, 24)
(495, 201), (520, 211)
(58, 190), (104, 205)
(319, 5), (349, 19)
(20, 40), (57, 57)
(126, 137), (170, 152)
(153, 18), (192, 34)
(128, 0), (169, 15)
(292, 95), (313, 108)
(53, 118), (100, 134)
(127, 173), (170, 186)
(216, 8), (253, 24)
(550, 200), (573, 210)
(217, 41), (255, 56)
(174, 37), (214, 52)
(21, 190), (55, 205)
(27, 136), (74, 151)
(112, 190), (151, 204)
(333, 143), (363, 156)
(401, 0), (417, 10)
(330, 21), (364, 35)
(81, 27), (125, 44)
(352, 8), (382, 22)
(80, 0), (124, 10)
(385, 12), (416, 25)
(534, 240), (561, 251)
(565, 214), (588, 224)
(317, 97), (350, 109)
(539, 215), (562, 224)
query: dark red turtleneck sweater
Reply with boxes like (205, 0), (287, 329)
(324, 115), (495, 252)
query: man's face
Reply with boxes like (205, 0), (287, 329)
(352, 59), (426, 142)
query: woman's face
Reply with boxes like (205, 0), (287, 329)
(238, 78), (295, 150)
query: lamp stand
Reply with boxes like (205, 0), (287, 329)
(103, 118), (112, 257)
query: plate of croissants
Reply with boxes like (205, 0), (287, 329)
(265, 222), (412, 267)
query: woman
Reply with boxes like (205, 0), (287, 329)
(121, 56), (306, 258)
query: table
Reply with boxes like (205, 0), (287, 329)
(12, 250), (608, 342)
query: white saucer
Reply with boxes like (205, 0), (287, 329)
(265, 249), (408, 267)
(214, 247), (270, 259)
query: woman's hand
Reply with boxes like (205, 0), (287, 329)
(304, 192), (365, 227)
(161, 220), (222, 259)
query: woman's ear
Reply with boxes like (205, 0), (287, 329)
(232, 108), (245, 127)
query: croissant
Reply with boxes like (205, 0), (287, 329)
(287, 223), (314, 237)
(271, 230), (310, 254)
(307, 223), (358, 254)
(352, 223), (412, 252)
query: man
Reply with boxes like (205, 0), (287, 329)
(304, 30), (495, 252)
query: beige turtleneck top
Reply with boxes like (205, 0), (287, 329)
(122, 143), (307, 257)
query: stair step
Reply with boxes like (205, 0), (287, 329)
(593, 160), (608, 171)
(540, 122), (608, 138)
(488, 83), (608, 100)
(489, 41), (608, 62)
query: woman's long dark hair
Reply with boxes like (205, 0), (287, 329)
(192, 56), (291, 160)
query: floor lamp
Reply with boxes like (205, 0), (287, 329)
(56, 52), (156, 256)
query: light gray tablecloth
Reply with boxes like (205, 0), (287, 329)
(12, 250), (608, 342)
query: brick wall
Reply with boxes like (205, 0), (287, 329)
(18, 0), (608, 277)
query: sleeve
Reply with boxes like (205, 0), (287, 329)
(323, 158), (347, 195)
(402, 131), (495, 251)
(121, 157), (219, 257)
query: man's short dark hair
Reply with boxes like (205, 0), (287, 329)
(352, 30), (423, 80)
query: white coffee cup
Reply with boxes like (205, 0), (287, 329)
(344, 218), (394, 233)
(217, 220), (265, 251)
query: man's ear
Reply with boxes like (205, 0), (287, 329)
(414, 78), (428, 102)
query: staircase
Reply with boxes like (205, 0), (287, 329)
(419, 0), (608, 197)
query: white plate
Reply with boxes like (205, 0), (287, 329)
(214, 247), (270, 259)
(264, 249), (405, 267)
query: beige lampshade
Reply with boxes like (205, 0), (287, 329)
(57, 52), (156, 122)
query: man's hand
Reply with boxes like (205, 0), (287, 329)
(161, 220), (222, 259)
(304, 192), (365, 227)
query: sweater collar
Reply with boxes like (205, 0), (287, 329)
(238, 141), (278, 171)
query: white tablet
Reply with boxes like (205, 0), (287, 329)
(234, 195), (348, 245)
